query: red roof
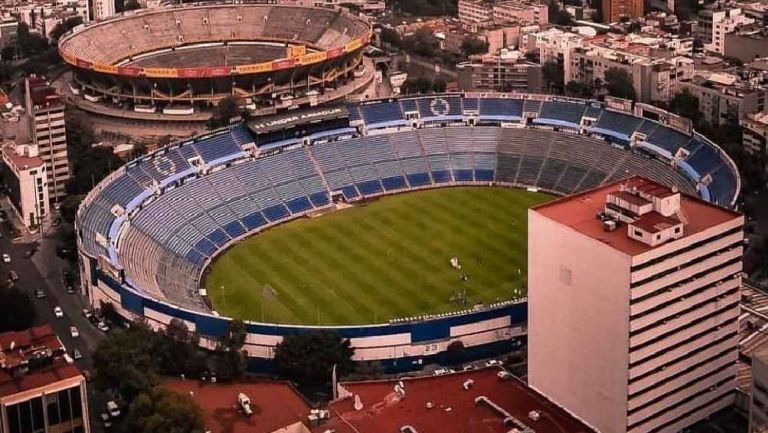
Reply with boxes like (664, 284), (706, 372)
(319, 368), (596, 433)
(163, 378), (311, 433)
(0, 325), (80, 399)
(532, 176), (741, 256)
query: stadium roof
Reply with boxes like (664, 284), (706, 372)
(319, 368), (596, 433)
(163, 378), (311, 433)
(531, 176), (741, 256)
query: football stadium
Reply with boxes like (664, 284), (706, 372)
(76, 93), (740, 370)
(57, 4), (373, 133)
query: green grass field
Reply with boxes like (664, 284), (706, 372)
(205, 187), (552, 325)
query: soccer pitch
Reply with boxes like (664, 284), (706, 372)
(205, 187), (552, 325)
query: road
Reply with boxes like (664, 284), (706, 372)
(0, 200), (109, 430)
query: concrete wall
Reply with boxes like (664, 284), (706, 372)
(528, 209), (632, 433)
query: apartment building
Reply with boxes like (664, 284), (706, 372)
(24, 76), (69, 203)
(458, 0), (548, 28)
(697, 6), (753, 54)
(457, 49), (543, 92)
(602, 0), (643, 23)
(1, 143), (50, 228)
(567, 39), (694, 102)
(0, 325), (91, 433)
(741, 111), (768, 167)
(529, 176), (743, 433)
(681, 68), (768, 126)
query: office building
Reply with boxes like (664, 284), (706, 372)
(529, 176), (743, 433)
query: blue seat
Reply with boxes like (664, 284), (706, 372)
(185, 250), (206, 266)
(432, 170), (452, 183)
(263, 204), (290, 222)
(241, 212), (267, 230)
(341, 185), (359, 200)
(309, 192), (330, 207)
(407, 172), (431, 187)
(194, 238), (217, 256)
(207, 228), (230, 247)
(453, 169), (474, 182)
(474, 169), (494, 181)
(357, 180), (383, 195)
(224, 221), (246, 238)
(381, 176), (407, 191)
(286, 196), (312, 214)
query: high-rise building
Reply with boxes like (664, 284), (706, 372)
(602, 0), (643, 23)
(24, 76), (69, 203)
(457, 50), (542, 93)
(528, 176), (743, 433)
(91, 0), (115, 21)
(0, 325), (91, 433)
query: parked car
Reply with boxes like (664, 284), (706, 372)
(54, 306), (64, 318)
(106, 401), (120, 418)
(72, 348), (82, 360)
(66, 286), (76, 294)
(433, 368), (455, 376)
(81, 308), (93, 319)
(69, 326), (79, 338)
(35, 289), (46, 299)
(2, 253), (10, 263)
(100, 413), (112, 429)
(97, 321), (110, 333)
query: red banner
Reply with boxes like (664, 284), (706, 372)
(118, 66), (141, 77)
(326, 47), (344, 59)
(272, 59), (295, 70)
(76, 59), (92, 69)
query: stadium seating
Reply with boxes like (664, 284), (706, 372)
(77, 95), (739, 314)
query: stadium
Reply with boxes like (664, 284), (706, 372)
(57, 4), (374, 136)
(76, 93), (740, 370)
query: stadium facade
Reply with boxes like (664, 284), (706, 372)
(57, 4), (374, 136)
(76, 93), (740, 370)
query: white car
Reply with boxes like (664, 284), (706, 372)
(2, 253), (10, 263)
(69, 326), (79, 338)
(433, 368), (455, 376)
(53, 306), (64, 318)
(97, 322), (110, 333)
(106, 401), (121, 418)
(485, 359), (503, 367)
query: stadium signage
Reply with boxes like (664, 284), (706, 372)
(249, 107), (346, 132)
(144, 68), (179, 78)
(272, 59), (296, 70)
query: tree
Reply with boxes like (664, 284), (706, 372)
(548, 0), (575, 26)
(0, 286), (36, 332)
(565, 80), (594, 98)
(209, 96), (242, 129)
(274, 331), (354, 388)
(123, 388), (205, 433)
(155, 319), (206, 378)
(443, 340), (467, 366)
(59, 194), (84, 225)
(66, 147), (123, 195)
(668, 89), (701, 122)
(401, 29), (440, 58)
(124, 0), (142, 10)
(92, 323), (159, 402)
(380, 27), (402, 48)
(16, 22), (49, 58)
(49, 16), (83, 42)
(604, 67), (636, 100)
(541, 60), (564, 93)
(210, 319), (247, 382)
(460, 36), (488, 58)
(389, 0), (458, 17)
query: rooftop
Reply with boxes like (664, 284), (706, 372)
(2, 144), (45, 170)
(317, 368), (595, 433)
(0, 325), (81, 399)
(532, 176), (741, 256)
(163, 378), (311, 433)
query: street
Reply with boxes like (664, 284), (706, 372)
(0, 200), (109, 430)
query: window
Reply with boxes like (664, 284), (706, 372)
(634, 229), (644, 237)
